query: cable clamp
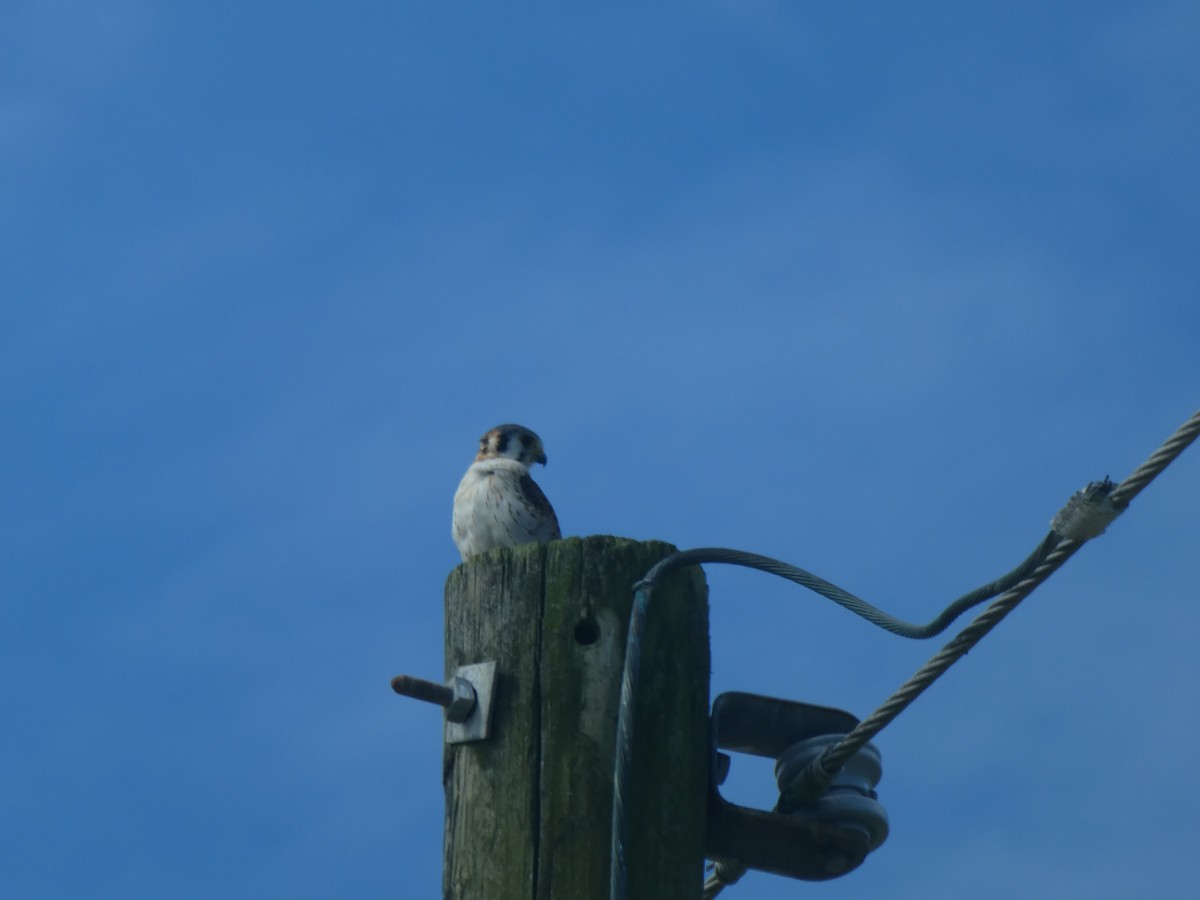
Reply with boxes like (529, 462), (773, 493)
(1050, 478), (1121, 540)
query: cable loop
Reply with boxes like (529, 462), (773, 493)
(613, 408), (1200, 900)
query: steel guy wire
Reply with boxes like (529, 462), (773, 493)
(613, 535), (1058, 900)
(608, 408), (1200, 900)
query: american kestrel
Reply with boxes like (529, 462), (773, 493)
(452, 424), (561, 560)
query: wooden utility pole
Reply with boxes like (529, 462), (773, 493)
(443, 536), (710, 900)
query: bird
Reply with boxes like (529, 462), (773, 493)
(452, 423), (561, 560)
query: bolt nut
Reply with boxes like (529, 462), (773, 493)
(445, 676), (477, 723)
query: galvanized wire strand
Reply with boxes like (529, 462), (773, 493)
(609, 585), (650, 900)
(778, 536), (1086, 811)
(799, 407), (1200, 792)
(1109, 408), (1200, 508)
(701, 408), (1200, 898)
(638, 535), (1061, 640)
(610, 540), (1053, 900)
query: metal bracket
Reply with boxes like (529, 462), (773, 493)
(390, 660), (499, 745)
(445, 661), (497, 744)
(706, 691), (888, 881)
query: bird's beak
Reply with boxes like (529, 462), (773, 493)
(535, 450), (548, 466)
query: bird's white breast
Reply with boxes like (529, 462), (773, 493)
(452, 458), (554, 559)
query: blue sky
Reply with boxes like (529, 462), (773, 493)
(3, 2), (1199, 898)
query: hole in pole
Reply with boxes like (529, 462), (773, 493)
(573, 617), (600, 645)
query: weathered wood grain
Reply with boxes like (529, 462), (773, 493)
(444, 536), (709, 900)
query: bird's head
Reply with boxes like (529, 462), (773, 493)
(475, 423), (549, 467)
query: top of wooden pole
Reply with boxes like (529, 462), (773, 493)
(443, 536), (710, 900)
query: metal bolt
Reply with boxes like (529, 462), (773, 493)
(391, 673), (477, 723)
